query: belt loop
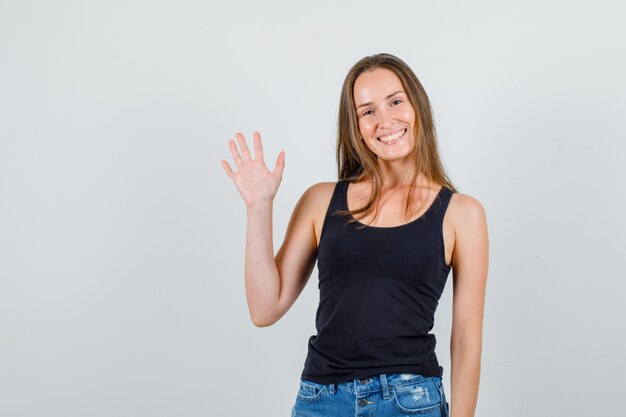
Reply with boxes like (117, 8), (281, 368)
(328, 383), (336, 395)
(380, 373), (390, 400)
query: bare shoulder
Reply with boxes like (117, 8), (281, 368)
(304, 181), (337, 197)
(447, 191), (487, 236)
(297, 181), (336, 210)
(300, 181), (337, 246)
(448, 192), (486, 219)
(292, 181), (336, 219)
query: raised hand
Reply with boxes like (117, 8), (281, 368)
(221, 131), (285, 208)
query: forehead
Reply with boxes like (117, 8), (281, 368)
(353, 67), (405, 104)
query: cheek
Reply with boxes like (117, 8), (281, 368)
(402, 109), (416, 123)
(359, 119), (375, 136)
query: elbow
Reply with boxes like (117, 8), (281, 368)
(450, 338), (482, 355)
(252, 317), (274, 328)
(249, 298), (285, 327)
(250, 312), (278, 328)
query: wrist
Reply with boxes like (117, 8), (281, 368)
(246, 200), (273, 211)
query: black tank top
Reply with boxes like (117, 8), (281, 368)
(300, 179), (455, 384)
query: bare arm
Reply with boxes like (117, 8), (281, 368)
(448, 194), (489, 417)
(243, 187), (319, 327)
(221, 131), (320, 327)
(243, 201), (281, 326)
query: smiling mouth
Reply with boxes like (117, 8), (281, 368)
(378, 128), (407, 143)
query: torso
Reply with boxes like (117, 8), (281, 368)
(313, 181), (457, 268)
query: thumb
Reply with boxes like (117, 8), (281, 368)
(273, 150), (285, 177)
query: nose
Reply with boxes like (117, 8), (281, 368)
(378, 107), (395, 128)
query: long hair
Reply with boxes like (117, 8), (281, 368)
(335, 53), (458, 227)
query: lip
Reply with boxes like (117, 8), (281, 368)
(377, 128), (407, 142)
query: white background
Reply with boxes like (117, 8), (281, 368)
(1, 1), (625, 416)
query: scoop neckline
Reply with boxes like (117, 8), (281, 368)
(344, 180), (445, 230)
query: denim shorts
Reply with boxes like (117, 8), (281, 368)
(291, 372), (449, 416)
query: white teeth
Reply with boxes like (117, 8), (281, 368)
(379, 129), (406, 143)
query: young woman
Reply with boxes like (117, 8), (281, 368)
(221, 53), (489, 417)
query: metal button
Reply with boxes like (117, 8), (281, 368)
(358, 399), (368, 407)
(359, 378), (369, 384)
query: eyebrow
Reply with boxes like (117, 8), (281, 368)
(355, 91), (405, 110)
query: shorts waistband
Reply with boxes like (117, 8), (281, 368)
(320, 373), (442, 396)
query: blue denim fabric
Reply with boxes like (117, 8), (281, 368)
(291, 373), (449, 416)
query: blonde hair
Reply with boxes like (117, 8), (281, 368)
(335, 53), (458, 226)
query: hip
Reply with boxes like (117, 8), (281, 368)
(291, 372), (449, 417)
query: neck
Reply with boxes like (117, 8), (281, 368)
(377, 160), (420, 188)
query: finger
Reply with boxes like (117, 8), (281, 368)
(221, 159), (235, 178)
(253, 131), (263, 160)
(235, 132), (253, 161)
(228, 139), (244, 168)
(273, 150), (285, 177)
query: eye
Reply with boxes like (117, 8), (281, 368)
(391, 99), (402, 106)
(362, 109), (374, 116)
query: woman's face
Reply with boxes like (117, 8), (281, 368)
(353, 67), (416, 163)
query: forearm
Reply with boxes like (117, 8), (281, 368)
(244, 201), (280, 326)
(449, 343), (482, 417)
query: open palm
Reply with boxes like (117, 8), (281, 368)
(221, 131), (285, 208)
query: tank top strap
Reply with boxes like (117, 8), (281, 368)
(436, 186), (454, 210)
(335, 179), (350, 212)
(428, 186), (455, 223)
(324, 180), (349, 219)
